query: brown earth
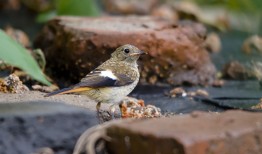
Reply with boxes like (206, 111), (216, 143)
(0, 91), (104, 111)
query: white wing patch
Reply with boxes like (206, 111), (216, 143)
(100, 70), (118, 80)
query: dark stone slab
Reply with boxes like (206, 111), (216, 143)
(0, 102), (98, 154)
(132, 80), (262, 114)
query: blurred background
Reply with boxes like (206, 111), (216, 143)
(1, 1), (262, 153)
(1, 0), (262, 86)
(1, 0), (262, 34)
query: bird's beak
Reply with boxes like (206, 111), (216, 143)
(130, 50), (147, 56)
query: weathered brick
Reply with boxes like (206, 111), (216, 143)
(35, 16), (216, 86)
(106, 111), (262, 154)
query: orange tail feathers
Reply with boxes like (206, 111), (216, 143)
(45, 87), (91, 97)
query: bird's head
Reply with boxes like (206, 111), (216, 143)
(111, 44), (146, 63)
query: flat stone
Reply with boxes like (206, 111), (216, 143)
(0, 91), (99, 111)
(102, 0), (158, 15)
(0, 90), (121, 153)
(105, 110), (262, 154)
(0, 102), (98, 154)
(34, 16), (216, 86)
(222, 60), (248, 80)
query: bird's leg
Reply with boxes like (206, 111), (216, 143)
(96, 102), (101, 111)
(118, 102), (124, 118)
(109, 104), (116, 119)
(96, 102), (103, 124)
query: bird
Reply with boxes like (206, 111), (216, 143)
(45, 44), (146, 117)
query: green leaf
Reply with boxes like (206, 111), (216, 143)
(56, 0), (100, 16)
(0, 30), (51, 85)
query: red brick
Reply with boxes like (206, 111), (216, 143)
(35, 16), (216, 86)
(106, 111), (262, 154)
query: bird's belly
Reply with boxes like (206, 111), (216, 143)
(80, 81), (138, 104)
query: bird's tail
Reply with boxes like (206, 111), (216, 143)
(45, 87), (91, 97)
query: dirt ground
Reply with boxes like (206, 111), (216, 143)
(0, 91), (111, 111)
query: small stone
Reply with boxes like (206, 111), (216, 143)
(250, 98), (262, 109)
(120, 99), (161, 118)
(248, 61), (262, 82)
(204, 32), (221, 53)
(5, 26), (31, 47)
(212, 79), (225, 87)
(148, 75), (158, 84)
(222, 61), (248, 80)
(0, 74), (29, 93)
(188, 89), (209, 97)
(242, 35), (262, 54)
(169, 87), (187, 97)
(0, 79), (8, 93)
(151, 5), (178, 21)
(102, 0), (158, 15)
(32, 84), (58, 93)
(195, 89), (209, 97)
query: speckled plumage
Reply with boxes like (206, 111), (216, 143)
(46, 44), (145, 106)
(79, 60), (140, 104)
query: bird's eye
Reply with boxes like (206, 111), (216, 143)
(124, 48), (130, 53)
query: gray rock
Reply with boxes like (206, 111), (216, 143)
(0, 102), (98, 154)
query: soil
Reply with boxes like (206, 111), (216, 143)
(0, 91), (110, 111)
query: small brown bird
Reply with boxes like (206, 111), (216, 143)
(45, 44), (146, 114)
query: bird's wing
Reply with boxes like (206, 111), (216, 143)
(45, 69), (135, 97)
(77, 68), (134, 87)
